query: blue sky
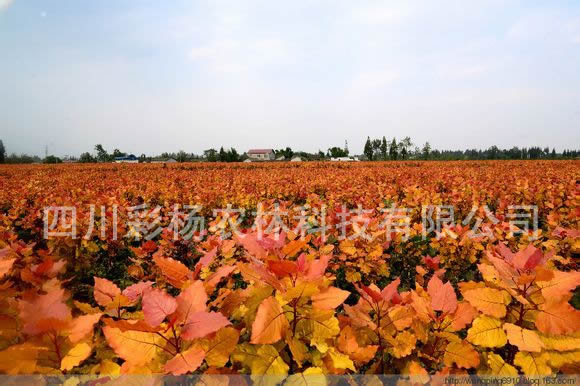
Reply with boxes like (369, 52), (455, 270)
(1, 0), (579, 157)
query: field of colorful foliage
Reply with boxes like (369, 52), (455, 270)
(0, 160), (578, 378)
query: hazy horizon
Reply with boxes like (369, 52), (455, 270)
(1, 0), (579, 157)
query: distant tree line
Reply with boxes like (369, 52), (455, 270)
(362, 136), (579, 160)
(0, 138), (577, 164)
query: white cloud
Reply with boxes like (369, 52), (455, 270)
(0, 0), (13, 12)
(350, 3), (413, 25)
(351, 69), (400, 89)
(188, 38), (290, 73)
(439, 62), (497, 79)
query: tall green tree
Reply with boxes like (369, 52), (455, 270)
(327, 147), (348, 158)
(94, 144), (109, 162)
(204, 148), (217, 162)
(112, 149), (126, 158)
(364, 136), (373, 161)
(399, 137), (412, 160)
(0, 139), (5, 164)
(380, 137), (388, 160)
(389, 138), (398, 160)
(176, 150), (188, 162)
(79, 152), (95, 163)
(371, 139), (381, 160)
(422, 142), (431, 159)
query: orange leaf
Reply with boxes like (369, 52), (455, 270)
(68, 313), (103, 343)
(164, 347), (206, 375)
(448, 302), (477, 331)
(427, 276), (457, 314)
(103, 326), (163, 366)
(281, 239), (306, 257)
(93, 277), (121, 308)
(443, 341), (480, 369)
(153, 252), (192, 288)
(536, 270), (580, 298)
(535, 300), (580, 335)
(251, 296), (289, 344)
(267, 260), (298, 277)
(312, 287), (350, 310)
(19, 288), (71, 335)
(0, 258), (16, 277)
(205, 265), (235, 292)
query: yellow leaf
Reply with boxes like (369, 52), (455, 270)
(91, 359), (121, 375)
(339, 240), (356, 256)
(487, 353), (518, 375)
(73, 301), (101, 315)
(61, 342), (92, 371)
(514, 351), (552, 375)
(539, 333), (580, 352)
(466, 316), (507, 348)
(388, 305), (415, 331)
(462, 288), (511, 318)
(288, 337), (309, 367)
(388, 330), (416, 358)
(0, 343), (43, 374)
(443, 341), (480, 369)
(251, 345), (289, 375)
(285, 367), (327, 386)
(200, 327), (240, 367)
(345, 270), (361, 283)
(309, 310), (340, 351)
(503, 323), (544, 352)
(284, 281), (319, 303)
(251, 296), (289, 344)
(547, 350), (580, 368)
(327, 348), (355, 371)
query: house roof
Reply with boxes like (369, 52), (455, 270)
(115, 154), (137, 160)
(248, 149), (274, 154)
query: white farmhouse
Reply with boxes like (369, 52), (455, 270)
(247, 149), (275, 161)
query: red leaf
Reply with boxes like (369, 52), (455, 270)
(199, 247), (217, 268)
(181, 311), (231, 340)
(19, 288), (71, 335)
(174, 281), (208, 324)
(381, 279), (401, 303)
(142, 289), (177, 327)
(427, 276), (457, 314)
(267, 260), (298, 277)
(122, 281), (154, 303)
(93, 277), (121, 308)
